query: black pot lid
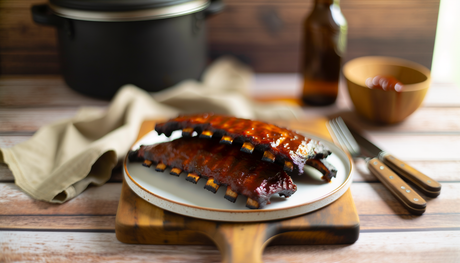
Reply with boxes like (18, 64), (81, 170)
(49, 0), (209, 21)
(50, 0), (193, 11)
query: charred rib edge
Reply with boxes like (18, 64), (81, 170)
(224, 186), (238, 203)
(142, 160), (152, 167)
(241, 142), (255, 153)
(170, 167), (182, 176)
(199, 130), (213, 139)
(246, 198), (260, 209)
(186, 173), (201, 184)
(283, 161), (294, 172)
(204, 177), (220, 193)
(155, 163), (167, 172)
(220, 136), (233, 145)
(262, 151), (276, 163)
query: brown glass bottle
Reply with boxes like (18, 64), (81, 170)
(300, 0), (347, 106)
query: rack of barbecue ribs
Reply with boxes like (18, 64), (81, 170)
(154, 113), (336, 181)
(129, 137), (297, 209)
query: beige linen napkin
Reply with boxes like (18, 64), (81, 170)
(0, 56), (303, 203)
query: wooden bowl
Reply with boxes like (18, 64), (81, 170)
(343, 56), (431, 124)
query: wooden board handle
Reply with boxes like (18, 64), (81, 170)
(199, 223), (273, 263)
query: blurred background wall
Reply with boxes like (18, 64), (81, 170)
(431, 0), (460, 87)
(0, 0), (440, 75)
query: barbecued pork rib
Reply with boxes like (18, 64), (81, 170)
(128, 137), (297, 209)
(154, 113), (332, 174)
(306, 159), (337, 182)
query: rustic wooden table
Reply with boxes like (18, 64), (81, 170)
(1, 75), (459, 262)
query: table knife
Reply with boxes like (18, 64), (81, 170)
(348, 126), (442, 198)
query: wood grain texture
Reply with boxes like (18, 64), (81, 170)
(0, 231), (222, 263)
(115, 118), (359, 262)
(1, 231), (458, 263)
(251, 75), (460, 107)
(0, 82), (109, 107)
(341, 108), (460, 133)
(263, 231), (460, 263)
(2, 182), (459, 222)
(0, 0), (439, 73)
(1, 107), (459, 133)
(210, 0), (439, 71)
(2, 213), (459, 232)
(350, 183), (459, 215)
(0, 183), (121, 216)
(0, 74), (459, 262)
(115, 181), (360, 262)
(0, 107), (103, 132)
(115, 179), (360, 244)
(0, 215), (116, 230)
(352, 159), (460, 183)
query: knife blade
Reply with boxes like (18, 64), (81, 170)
(348, 125), (441, 198)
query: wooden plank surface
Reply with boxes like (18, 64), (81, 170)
(0, 0), (439, 73)
(1, 231), (459, 263)
(2, 182), (459, 230)
(0, 75), (459, 262)
(2, 106), (460, 133)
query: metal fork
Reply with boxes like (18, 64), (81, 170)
(327, 117), (427, 215)
(327, 117), (362, 160)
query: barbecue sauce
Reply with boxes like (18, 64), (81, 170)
(155, 113), (331, 171)
(365, 75), (404, 92)
(300, 0), (347, 106)
(136, 137), (297, 208)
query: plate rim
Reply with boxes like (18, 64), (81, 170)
(123, 131), (354, 221)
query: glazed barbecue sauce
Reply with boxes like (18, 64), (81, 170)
(137, 137), (297, 208)
(155, 113), (330, 172)
(365, 75), (404, 92)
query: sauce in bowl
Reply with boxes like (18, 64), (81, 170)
(365, 75), (404, 92)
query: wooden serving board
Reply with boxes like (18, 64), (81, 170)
(115, 118), (360, 263)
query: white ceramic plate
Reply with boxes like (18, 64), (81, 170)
(124, 130), (353, 222)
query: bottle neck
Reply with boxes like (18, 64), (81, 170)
(314, 0), (340, 6)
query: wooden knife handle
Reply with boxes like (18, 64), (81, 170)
(367, 158), (427, 215)
(381, 154), (441, 197)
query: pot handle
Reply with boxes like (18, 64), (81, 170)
(205, 0), (224, 18)
(31, 4), (63, 27)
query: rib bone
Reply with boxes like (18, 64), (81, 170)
(186, 173), (201, 184)
(199, 130), (213, 139)
(155, 113), (332, 175)
(219, 136), (233, 145)
(142, 159), (152, 167)
(182, 127), (194, 137)
(155, 163), (166, 172)
(224, 186), (238, 203)
(306, 159), (337, 182)
(241, 142), (255, 154)
(283, 161), (294, 172)
(128, 137), (297, 209)
(262, 151), (276, 163)
(246, 198), (260, 209)
(204, 178), (220, 193)
(170, 167), (182, 176)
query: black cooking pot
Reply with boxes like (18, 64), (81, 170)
(31, 0), (223, 99)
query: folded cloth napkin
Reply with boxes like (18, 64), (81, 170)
(0, 56), (304, 203)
